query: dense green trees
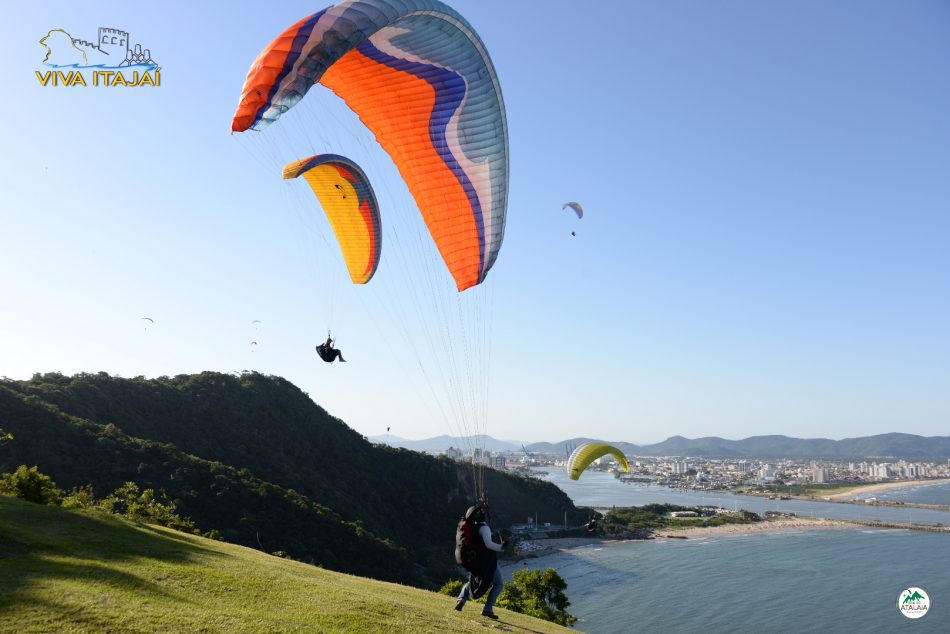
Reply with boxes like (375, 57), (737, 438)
(598, 503), (760, 537)
(0, 372), (585, 589)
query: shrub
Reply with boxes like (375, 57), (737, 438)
(0, 465), (62, 505)
(61, 484), (97, 509)
(497, 567), (576, 626)
(439, 579), (464, 597)
(99, 482), (196, 532)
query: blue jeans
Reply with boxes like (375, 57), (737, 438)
(457, 567), (504, 614)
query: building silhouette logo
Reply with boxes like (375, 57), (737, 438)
(897, 587), (930, 619)
(36, 26), (160, 88)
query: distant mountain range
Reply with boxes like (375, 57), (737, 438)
(370, 433), (950, 460)
(368, 434), (523, 453)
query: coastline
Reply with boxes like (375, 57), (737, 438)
(654, 516), (855, 538)
(825, 478), (950, 500)
(501, 517), (861, 570)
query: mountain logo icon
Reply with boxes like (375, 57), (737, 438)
(897, 587), (930, 619)
(902, 590), (925, 604)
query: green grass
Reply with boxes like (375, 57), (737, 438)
(0, 496), (572, 633)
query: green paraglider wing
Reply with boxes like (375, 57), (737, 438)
(566, 442), (630, 480)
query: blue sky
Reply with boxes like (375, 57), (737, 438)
(1, 1), (948, 444)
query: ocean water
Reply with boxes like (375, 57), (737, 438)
(512, 470), (950, 633)
(537, 470), (950, 526)
(851, 481), (950, 505)
(512, 529), (948, 633)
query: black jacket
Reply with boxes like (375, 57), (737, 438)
(467, 522), (498, 599)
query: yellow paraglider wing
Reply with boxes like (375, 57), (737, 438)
(566, 442), (630, 480)
(283, 154), (382, 284)
(232, 0), (508, 292)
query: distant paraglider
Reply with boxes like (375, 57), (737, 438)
(562, 201), (583, 236)
(562, 201), (584, 219)
(566, 442), (630, 480)
(140, 317), (154, 331)
(249, 321), (263, 351)
(316, 334), (346, 363)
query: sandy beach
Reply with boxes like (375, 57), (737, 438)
(826, 478), (950, 501)
(502, 517), (860, 568)
(654, 516), (856, 538)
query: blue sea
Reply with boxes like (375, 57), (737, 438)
(507, 471), (950, 633)
(850, 480), (950, 505)
(540, 470), (950, 526)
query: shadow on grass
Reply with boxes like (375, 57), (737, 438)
(0, 594), (179, 633)
(0, 495), (224, 612)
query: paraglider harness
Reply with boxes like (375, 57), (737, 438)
(584, 508), (598, 533)
(316, 332), (340, 363)
(316, 342), (335, 362)
(455, 503), (489, 574)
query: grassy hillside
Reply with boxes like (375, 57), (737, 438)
(0, 372), (587, 587)
(0, 496), (571, 634)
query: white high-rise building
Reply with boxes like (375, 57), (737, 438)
(872, 463), (891, 479)
(673, 461), (690, 475)
(812, 467), (832, 483)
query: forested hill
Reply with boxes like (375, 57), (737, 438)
(0, 372), (585, 588)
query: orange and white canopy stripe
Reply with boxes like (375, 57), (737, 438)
(233, 0), (508, 291)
